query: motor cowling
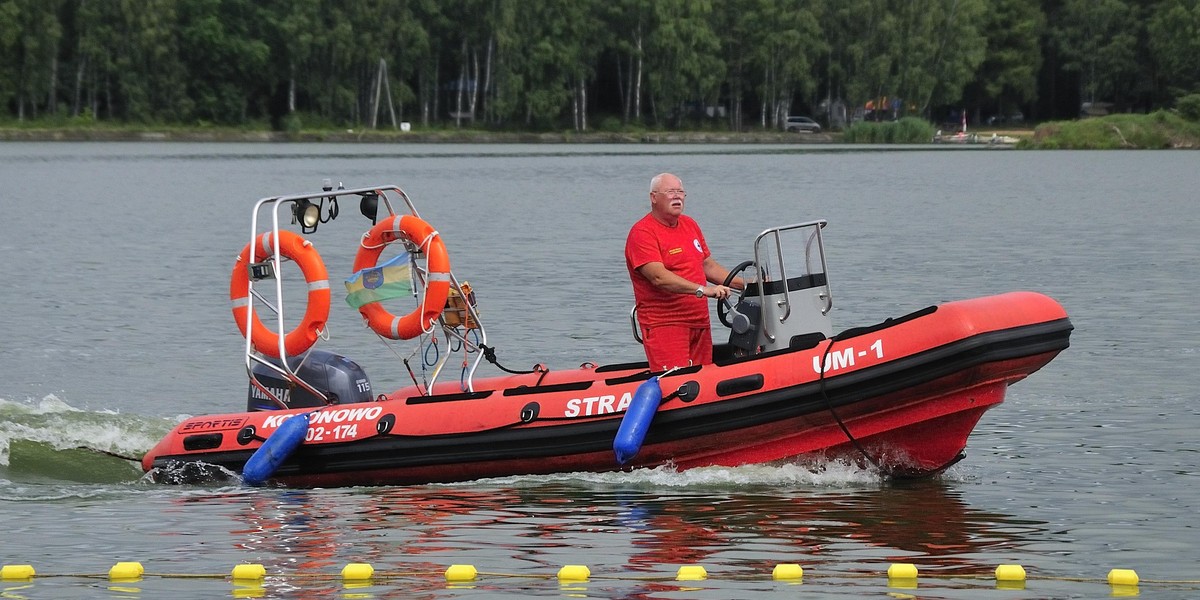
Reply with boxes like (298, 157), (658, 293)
(247, 349), (373, 411)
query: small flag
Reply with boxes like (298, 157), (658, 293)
(345, 252), (412, 309)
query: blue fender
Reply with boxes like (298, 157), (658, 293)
(242, 412), (310, 485)
(613, 376), (663, 465)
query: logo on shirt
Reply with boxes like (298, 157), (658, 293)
(668, 247), (683, 255)
(693, 239), (702, 253)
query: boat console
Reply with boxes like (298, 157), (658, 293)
(722, 221), (833, 355)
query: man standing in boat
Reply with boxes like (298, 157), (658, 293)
(625, 173), (744, 369)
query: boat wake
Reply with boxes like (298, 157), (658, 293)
(0, 395), (175, 484)
(447, 460), (889, 490)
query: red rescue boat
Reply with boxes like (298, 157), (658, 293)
(142, 183), (1072, 487)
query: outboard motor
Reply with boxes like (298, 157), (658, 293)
(247, 349), (373, 411)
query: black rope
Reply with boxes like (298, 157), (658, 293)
(479, 344), (537, 375)
(76, 447), (144, 463)
(816, 339), (884, 472)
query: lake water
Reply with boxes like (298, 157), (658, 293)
(1, 142), (1198, 598)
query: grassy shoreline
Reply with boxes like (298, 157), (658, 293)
(0, 126), (838, 144)
(2, 112), (1195, 147)
(1025, 112), (1199, 149)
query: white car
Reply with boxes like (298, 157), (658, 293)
(785, 116), (822, 133)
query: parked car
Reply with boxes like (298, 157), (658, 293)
(785, 116), (822, 133)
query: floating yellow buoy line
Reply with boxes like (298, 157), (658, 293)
(557, 565), (591, 581)
(107, 562), (144, 581)
(772, 563), (803, 580)
(231, 563), (267, 581)
(341, 563), (375, 581)
(1108, 568), (1139, 586)
(887, 562), (919, 580)
(3, 561), (1198, 591)
(0, 565), (35, 580)
(443, 564), (477, 582)
(995, 563), (1026, 581)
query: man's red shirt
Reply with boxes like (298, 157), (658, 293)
(624, 213), (711, 327)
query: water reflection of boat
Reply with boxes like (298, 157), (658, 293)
(221, 477), (1043, 577)
(142, 182), (1071, 487)
(612, 480), (1012, 568)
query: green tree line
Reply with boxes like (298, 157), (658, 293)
(1, 0), (1197, 131)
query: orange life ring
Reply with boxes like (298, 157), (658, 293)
(352, 214), (451, 340)
(230, 230), (331, 358)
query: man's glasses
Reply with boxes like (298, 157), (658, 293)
(656, 189), (686, 197)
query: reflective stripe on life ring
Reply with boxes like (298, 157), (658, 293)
(230, 230), (331, 358)
(352, 214), (451, 340)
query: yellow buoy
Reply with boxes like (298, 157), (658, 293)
(772, 563), (804, 580)
(108, 562), (144, 580)
(1, 565), (35, 580)
(231, 563), (267, 580)
(1107, 568), (1139, 586)
(995, 564), (1026, 581)
(676, 565), (707, 581)
(887, 563), (918, 580)
(341, 563), (374, 581)
(444, 564), (478, 582)
(557, 565), (591, 581)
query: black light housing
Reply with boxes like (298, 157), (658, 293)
(293, 199), (320, 233)
(360, 192), (380, 224)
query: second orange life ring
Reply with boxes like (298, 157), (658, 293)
(352, 214), (451, 340)
(230, 230), (331, 358)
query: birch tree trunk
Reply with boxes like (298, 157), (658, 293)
(482, 36), (493, 123)
(47, 54), (58, 115)
(420, 68), (430, 126)
(634, 33), (643, 120)
(73, 55), (86, 117)
(468, 47), (478, 123)
(370, 58), (383, 129)
(432, 49), (440, 125)
(579, 79), (587, 131)
(455, 40), (466, 127)
(617, 54), (627, 122)
(288, 63), (296, 113)
(576, 83), (585, 130)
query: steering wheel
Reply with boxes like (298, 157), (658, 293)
(717, 260), (756, 328)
